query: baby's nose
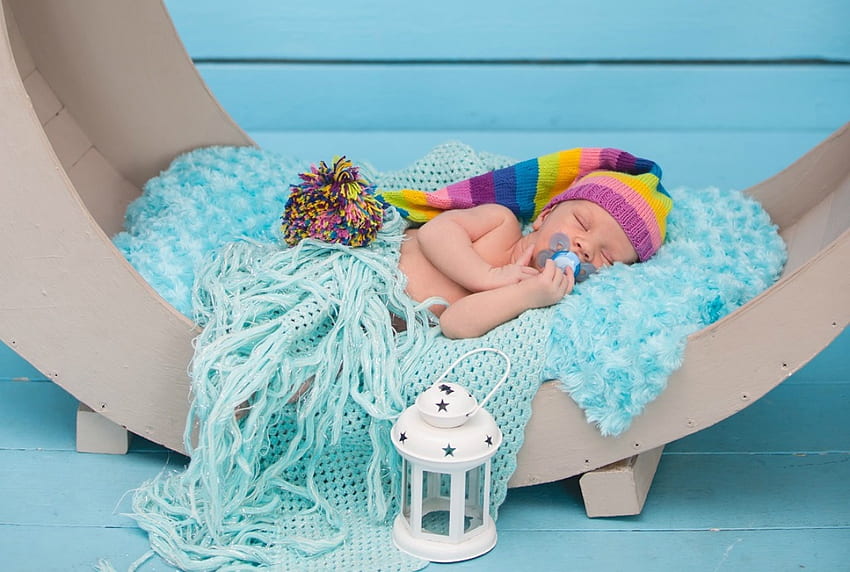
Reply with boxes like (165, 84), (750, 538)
(574, 239), (594, 262)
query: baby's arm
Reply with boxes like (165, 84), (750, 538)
(415, 204), (536, 292)
(439, 259), (573, 339)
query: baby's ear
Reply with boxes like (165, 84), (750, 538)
(531, 212), (546, 230)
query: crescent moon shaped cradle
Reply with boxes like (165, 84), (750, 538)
(1, 1), (847, 491)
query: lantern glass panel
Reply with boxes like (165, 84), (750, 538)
(421, 471), (452, 536)
(464, 465), (485, 532)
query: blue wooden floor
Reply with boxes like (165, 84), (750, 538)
(2, 329), (848, 571)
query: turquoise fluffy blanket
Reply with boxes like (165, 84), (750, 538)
(114, 142), (786, 436)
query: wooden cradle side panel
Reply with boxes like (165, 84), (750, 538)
(749, 123), (850, 275)
(8, 0), (253, 190)
(0, 0), (255, 454)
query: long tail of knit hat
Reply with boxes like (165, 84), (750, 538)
(379, 147), (673, 261)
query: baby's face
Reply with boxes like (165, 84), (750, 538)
(532, 200), (638, 270)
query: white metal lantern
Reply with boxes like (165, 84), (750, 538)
(391, 348), (509, 563)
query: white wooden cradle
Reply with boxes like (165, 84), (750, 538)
(1, 1), (847, 517)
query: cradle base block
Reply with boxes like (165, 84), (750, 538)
(578, 446), (664, 517)
(76, 403), (131, 454)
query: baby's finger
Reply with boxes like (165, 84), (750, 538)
(556, 267), (569, 285)
(538, 259), (555, 279)
(564, 268), (576, 292)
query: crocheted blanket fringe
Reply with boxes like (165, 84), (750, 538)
(131, 210), (438, 570)
(129, 208), (548, 571)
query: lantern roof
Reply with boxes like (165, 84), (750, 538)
(415, 380), (480, 428)
(392, 402), (502, 467)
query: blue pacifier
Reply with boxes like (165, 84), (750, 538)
(535, 233), (597, 282)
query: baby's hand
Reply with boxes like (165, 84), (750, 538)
(482, 244), (538, 290)
(485, 264), (538, 289)
(519, 259), (573, 308)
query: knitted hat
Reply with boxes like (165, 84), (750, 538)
(540, 170), (673, 262)
(380, 147), (673, 261)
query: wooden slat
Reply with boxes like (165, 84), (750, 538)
(250, 129), (833, 189)
(0, 526), (166, 572)
(3, 373), (847, 457)
(579, 446), (664, 517)
(198, 64), (850, 131)
(0, 450), (183, 526)
(42, 107), (92, 170)
(499, 455), (850, 531)
(2, 0), (34, 78)
(0, 380), (77, 450)
(0, 380), (169, 453)
(3, 523), (848, 571)
(2, 449), (846, 529)
(67, 148), (140, 237)
(21, 68), (59, 124)
(9, 0), (253, 187)
(163, 0), (850, 61)
(782, 193), (833, 273)
(824, 173), (850, 247)
(440, 529), (850, 570)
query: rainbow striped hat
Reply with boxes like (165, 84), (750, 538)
(540, 169), (673, 262)
(380, 147), (673, 261)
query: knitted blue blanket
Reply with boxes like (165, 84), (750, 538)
(114, 143), (786, 436)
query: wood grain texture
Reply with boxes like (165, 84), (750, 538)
(1, 419), (846, 571)
(164, 0), (850, 61)
(197, 64), (850, 131)
(250, 129), (832, 188)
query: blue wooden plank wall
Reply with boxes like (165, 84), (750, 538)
(1, 0), (849, 387)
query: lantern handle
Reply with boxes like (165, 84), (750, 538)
(433, 347), (511, 418)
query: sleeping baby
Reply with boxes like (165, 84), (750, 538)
(383, 148), (674, 339)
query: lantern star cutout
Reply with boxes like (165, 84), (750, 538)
(436, 399), (449, 412)
(438, 384), (455, 395)
(485, 435), (493, 447)
(399, 432), (408, 444)
(443, 443), (456, 457)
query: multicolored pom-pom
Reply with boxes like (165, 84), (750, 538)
(281, 156), (385, 247)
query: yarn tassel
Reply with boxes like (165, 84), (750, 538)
(281, 156), (385, 247)
(130, 208), (436, 571)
